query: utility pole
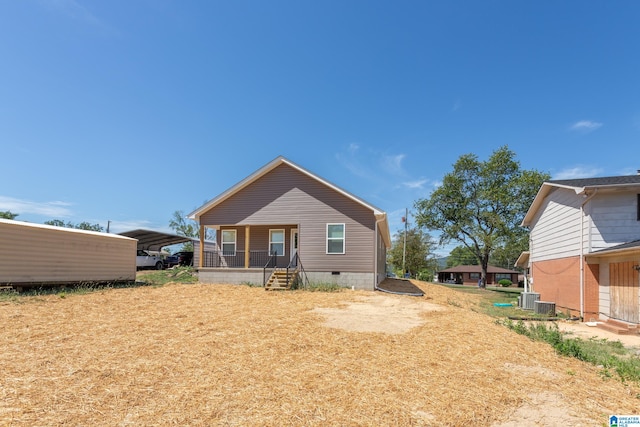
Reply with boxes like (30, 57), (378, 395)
(402, 208), (407, 278)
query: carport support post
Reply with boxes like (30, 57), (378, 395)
(244, 226), (250, 268)
(199, 225), (205, 268)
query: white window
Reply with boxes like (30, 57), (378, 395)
(326, 223), (345, 254)
(269, 229), (285, 256)
(221, 229), (236, 255)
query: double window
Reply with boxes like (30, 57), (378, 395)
(221, 230), (236, 255)
(326, 223), (345, 254)
(269, 229), (285, 256)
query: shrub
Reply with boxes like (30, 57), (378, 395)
(498, 279), (512, 287)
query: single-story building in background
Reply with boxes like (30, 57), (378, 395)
(0, 218), (137, 288)
(437, 265), (520, 286)
(188, 156), (391, 290)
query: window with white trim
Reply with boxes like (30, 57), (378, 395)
(269, 229), (285, 256)
(221, 229), (236, 255)
(326, 223), (345, 254)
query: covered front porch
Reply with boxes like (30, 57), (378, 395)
(195, 224), (301, 286)
(197, 224), (298, 269)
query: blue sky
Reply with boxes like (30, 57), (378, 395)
(1, 1), (639, 255)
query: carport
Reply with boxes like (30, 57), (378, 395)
(118, 229), (193, 251)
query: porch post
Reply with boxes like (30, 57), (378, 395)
(244, 225), (250, 268)
(199, 225), (204, 268)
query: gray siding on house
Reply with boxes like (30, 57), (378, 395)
(529, 187), (583, 262)
(588, 192), (640, 251)
(201, 163), (377, 273)
(0, 219), (136, 285)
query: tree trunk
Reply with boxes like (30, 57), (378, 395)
(481, 255), (489, 288)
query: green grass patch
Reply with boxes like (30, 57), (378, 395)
(0, 280), (141, 302)
(499, 319), (640, 384)
(137, 267), (198, 286)
(302, 282), (344, 292)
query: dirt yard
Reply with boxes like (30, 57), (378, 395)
(1, 280), (638, 426)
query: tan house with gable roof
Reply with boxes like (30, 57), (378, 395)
(188, 156), (391, 290)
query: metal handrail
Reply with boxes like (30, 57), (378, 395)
(286, 252), (309, 289)
(262, 253), (278, 286)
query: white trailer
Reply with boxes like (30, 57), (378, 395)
(0, 218), (136, 287)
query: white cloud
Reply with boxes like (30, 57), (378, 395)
(381, 154), (406, 176)
(0, 196), (73, 217)
(402, 179), (427, 189)
(570, 120), (603, 132)
(552, 166), (603, 180)
(452, 99), (462, 112)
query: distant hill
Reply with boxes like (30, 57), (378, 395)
(435, 257), (448, 270)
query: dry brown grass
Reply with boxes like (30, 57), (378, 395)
(1, 280), (638, 426)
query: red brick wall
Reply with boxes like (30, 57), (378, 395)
(584, 263), (600, 320)
(531, 257), (581, 315)
(531, 256), (600, 318)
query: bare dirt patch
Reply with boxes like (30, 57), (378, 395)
(0, 281), (638, 426)
(313, 294), (444, 334)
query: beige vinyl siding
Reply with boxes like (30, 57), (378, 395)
(0, 219), (136, 285)
(529, 187), (583, 262)
(203, 163), (376, 272)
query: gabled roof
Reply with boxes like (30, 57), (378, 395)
(548, 175), (640, 187)
(522, 173), (640, 227)
(187, 156), (391, 246)
(438, 265), (519, 274)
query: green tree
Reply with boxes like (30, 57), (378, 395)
(44, 219), (104, 232)
(168, 210), (212, 251)
(0, 211), (19, 220)
(414, 146), (549, 285)
(169, 210), (199, 238)
(387, 226), (437, 280)
(446, 245), (478, 267)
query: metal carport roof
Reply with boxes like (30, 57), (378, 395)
(118, 229), (193, 251)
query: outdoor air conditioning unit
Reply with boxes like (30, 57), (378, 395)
(534, 301), (556, 316)
(521, 292), (540, 310)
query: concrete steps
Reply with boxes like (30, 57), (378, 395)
(596, 319), (639, 335)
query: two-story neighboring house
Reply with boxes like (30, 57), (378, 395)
(188, 156), (391, 290)
(520, 174), (640, 326)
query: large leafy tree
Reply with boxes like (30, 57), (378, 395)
(387, 226), (437, 280)
(169, 210), (200, 239)
(414, 146), (549, 284)
(45, 219), (104, 232)
(0, 211), (19, 220)
(168, 210), (215, 251)
(446, 245), (478, 267)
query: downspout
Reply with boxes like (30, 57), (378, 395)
(374, 214), (387, 291)
(579, 189), (597, 320)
